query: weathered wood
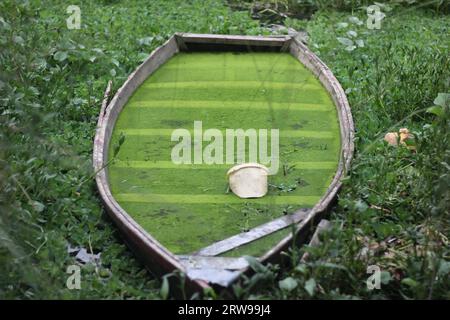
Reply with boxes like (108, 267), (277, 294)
(195, 209), (310, 256)
(179, 33), (290, 47)
(185, 268), (241, 287)
(93, 33), (354, 293)
(178, 255), (249, 270)
(280, 38), (293, 52)
(174, 33), (188, 51)
(98, 80), (112, 124)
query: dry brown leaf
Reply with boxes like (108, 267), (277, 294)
(384, 128), (415, 150)
(384, 132), (399, 146)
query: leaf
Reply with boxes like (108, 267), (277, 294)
(137, 52), (149, 62)
(438, 260), (450, 276)
(380, 271), (391, 285)
(355, 199), (368, 212)
(32, 201), (45, 212)
(111, 58), (120, 67)
(244, 256), (267, 273)
(138, 36), (154, 46)
(110, 68), (116, 77)
(92, 48), (104, 55)
(374, 1), (392, 11)
(113, 132), (126, 157)
(72, 98), (87, 106)
(99, 268), (111, 278)
(346, 30), (357, 38)
(336, 22), (348, 29)
(13, 35), (24, 45)
(160, 276), (169, 299)
(279, 277), (298, 292)
(345, 45), (357, 52)
(355, 39), (365, 48)
(118, 132), (126, 146)
(0, 16), (11, 30)
(304, 278), (316, 296)
(433, 93), (449, 107)
(401, 278), (418, 288)
(426, 106), (444, 118)
(29, 86), (39, 96)
(294, 264), (307, 274)
(349, 16), (363, 25)
(54, 51), (68, 62)
(337, 37), (353, 46)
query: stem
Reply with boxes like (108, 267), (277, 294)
(11, 175), (33, 204)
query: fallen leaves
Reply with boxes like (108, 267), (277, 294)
(384, 128), (416, 150)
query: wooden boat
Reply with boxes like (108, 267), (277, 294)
(93, 33), (354, 293)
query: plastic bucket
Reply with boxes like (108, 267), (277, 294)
(227, 163), (269, 198)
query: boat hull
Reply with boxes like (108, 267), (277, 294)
(93, 33), (354, 292)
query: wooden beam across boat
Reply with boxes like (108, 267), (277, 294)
(195, 209), (310, 256)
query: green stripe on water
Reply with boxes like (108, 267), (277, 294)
(117, 129), (335, 139)
(127, 100), (331, 111)
(112, 160), (337, 169)
(108, 166), (336, 196)
(115, 193), (320, 205)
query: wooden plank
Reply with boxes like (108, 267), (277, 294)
(280, 38), (293, 52)
(177, 255), (249, 270)
(174, 33), (188, 51)
(179, 33), (290, 47)
(185, 268), (241, 287)
(195, 209), (310, 256)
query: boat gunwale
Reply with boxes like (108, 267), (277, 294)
(93, 33), (354, 292)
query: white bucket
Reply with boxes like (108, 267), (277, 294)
(227, 163), (269, 198)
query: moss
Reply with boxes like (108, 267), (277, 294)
(117, 202), (299, 253)
(220, 227), (293, 258)
(109, 167), (335, 196)
(111, 135), (338, 162)
(108, 52), (341, 255)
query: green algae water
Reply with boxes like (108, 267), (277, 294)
(108, 52), (341, 256)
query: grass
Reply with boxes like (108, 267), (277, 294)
(108, 52), (340, 255)
(0, 0), (449, 299)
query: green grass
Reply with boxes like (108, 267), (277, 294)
(108, 52), (340, 255)
(0, 0), (448, 300)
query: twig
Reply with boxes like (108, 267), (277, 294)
(369, 205), (391, 213)
(11, 175), (33, 204)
